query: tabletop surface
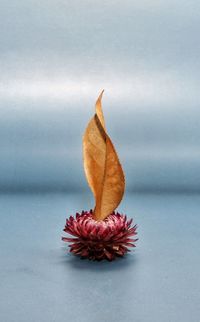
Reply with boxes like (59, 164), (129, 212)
(0, 192), (199, 322)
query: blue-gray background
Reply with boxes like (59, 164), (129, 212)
(0, 1), (200, 322)
(1, 0), (200, 192)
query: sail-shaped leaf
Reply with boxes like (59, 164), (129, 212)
(83, 91), (125, 221)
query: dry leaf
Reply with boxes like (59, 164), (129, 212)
(83, 90), (125, 221)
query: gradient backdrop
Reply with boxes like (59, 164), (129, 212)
(0, 1), (200, 322)
(1, 0), (200, 192)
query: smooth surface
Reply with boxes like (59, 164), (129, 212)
(0, 192), (200, 322)
(1, 0), (200, 191)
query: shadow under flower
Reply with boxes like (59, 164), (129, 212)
(60, 246), (139, 272)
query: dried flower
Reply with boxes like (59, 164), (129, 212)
(62, 210), (138, 261)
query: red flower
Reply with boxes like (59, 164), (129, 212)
(62, 210), (138, 261)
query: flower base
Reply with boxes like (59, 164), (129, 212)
(62, 210), (138, 261)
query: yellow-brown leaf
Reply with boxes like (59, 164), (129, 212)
(83, 91), (125, 221)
